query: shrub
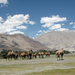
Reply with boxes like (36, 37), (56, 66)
(0, 49), (9, 59)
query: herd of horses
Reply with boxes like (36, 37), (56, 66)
(6, 48), (64, 61)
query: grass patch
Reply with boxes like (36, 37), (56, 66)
(65, 54), (75, 58)
(24, 68), (75, 75)
(0, 62), (54, 71)
(0, 53), (75, 75)
(64, 61), (75, 67)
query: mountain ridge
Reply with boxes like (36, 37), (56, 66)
(35, 30), (75, 51)
(0, 33), (50, 51)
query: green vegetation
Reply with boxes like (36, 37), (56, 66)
(38, 49), (70, 54)
(0, 49), (70, 58)
(0, 49), (9, 59)
(64, 50), (70, 54)
(25, 68), (75, 75)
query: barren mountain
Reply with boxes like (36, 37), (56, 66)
(0, 33), (50, 51)
(34, 30), (75, 51)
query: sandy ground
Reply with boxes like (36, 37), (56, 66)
(0, 53), (75, 75)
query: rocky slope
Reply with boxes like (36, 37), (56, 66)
(0, 33), (50, 51)
(34, 30), (75, 51)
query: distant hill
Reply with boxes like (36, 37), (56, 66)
(0, 33), (50, 51)
(34, 30), (75, 51)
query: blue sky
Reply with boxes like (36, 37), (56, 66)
(0, 0), (75, 38)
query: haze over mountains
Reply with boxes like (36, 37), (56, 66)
(0, 33), (50, 51)
(35, 30), (75, 51)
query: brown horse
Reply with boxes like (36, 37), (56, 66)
(56, 48), (64, 60)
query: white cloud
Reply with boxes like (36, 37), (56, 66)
(36, 34), (39, 36)
(39, 15), (67, 35)
(69, 22), (73, 25)
(0, 0), (8, 5)
(36, 30), (50, 37)
(55, 28), (68, 31)
(29, 21), (35, 25)
(49, 24), (61, 30)
(32, 37), (35, 39)
(4, 14), (35, 25)
(73, 22), (75, 28)
(0, 0), (8, 7)
(61, 23), (65, 25)
(0, 14), (35, 34)
(37, 29), (49, 34)
(41, 15), (67, 28)
(16, 25), (27, 29)
(42, 23), (54, 27)
(5, 29), (16, 32)
(73, 25), (75, 28)
(8, 31), (24, 35)
(38, 30), (42, 33)
(43, 30), (49, 33)
(5, 14), (29, 25)
(0, 17), (3, 22)
(36, 15), (68, 37)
